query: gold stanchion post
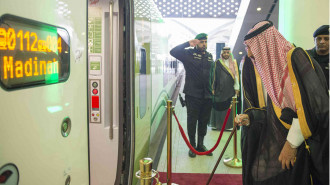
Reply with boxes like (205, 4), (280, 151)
(223, 97), (242, 168)
(167, 100), (172, 185)
(165, 100), (178, 185)
(139, 158), (153, 185)
(135, 158), (162, 185)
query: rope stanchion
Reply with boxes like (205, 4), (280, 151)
(223, 96), (242, 168)
(135, 158), (162, 185)
(173, 105), (232, 155)
(166, 100), (179, 185)
(206, 122), (238, 185)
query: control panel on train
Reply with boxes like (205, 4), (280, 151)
(88, 12), (104, 124)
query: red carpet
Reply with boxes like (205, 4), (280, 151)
(154, 172), (242, 185)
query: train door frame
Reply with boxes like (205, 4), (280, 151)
(119, 0), (135, 184)
(88, 1), (128, 185)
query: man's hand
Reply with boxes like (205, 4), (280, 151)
(278, 141), (297, 170)
(234, 114), (250, 126)
(189, 39), (200, 47)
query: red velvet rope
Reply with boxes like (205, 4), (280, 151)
(173, 107), (232, 155)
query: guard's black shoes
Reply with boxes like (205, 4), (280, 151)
(211, 127), (218, 130)
(225, 128), (233, 132)
(197, 145), (213, 156)
(188, 149), (196, 158)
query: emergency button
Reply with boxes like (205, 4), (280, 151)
(92, 89), (98, 95)
(92, 96), (100, 109)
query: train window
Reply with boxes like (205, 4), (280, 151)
(0, 14), (70, 90)
(139, 47), (147, 118)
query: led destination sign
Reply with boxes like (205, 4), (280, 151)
(0, 14), (70, 89)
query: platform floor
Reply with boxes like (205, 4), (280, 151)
(157, 82), (243, 175)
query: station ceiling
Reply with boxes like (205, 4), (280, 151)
(153, 0), (241, 18)
(152, 0), (279, 63)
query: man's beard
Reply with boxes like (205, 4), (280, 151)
(317, 45), (329, 55)
(197, 45), (206, 52)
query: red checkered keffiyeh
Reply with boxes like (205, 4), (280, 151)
(244, 21), (296, 111)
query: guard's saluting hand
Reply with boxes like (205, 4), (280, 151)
(189, 39), (200, 47)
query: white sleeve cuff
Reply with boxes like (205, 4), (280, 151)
(286, 118), (304, 148)
(234, 78), (240, 91)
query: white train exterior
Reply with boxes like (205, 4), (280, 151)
(0, 0), (182, 185)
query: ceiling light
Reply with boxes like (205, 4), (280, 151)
(257, 7), (261, 11)
(239, 52), (243, 55)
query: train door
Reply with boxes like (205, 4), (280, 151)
(88, 0), (122, 184)
(0, 1), (89, 185)
(131, 0), (154, 184)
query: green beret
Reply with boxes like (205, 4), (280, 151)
(195, 33), (208, 40)
(313, 25), (329, 37)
